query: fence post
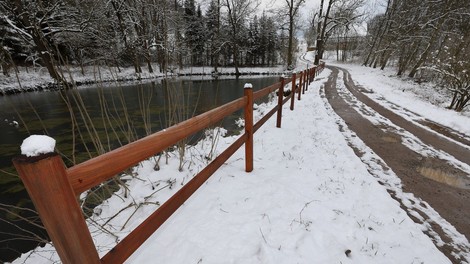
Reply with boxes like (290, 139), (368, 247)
(303, 69), (308, 93)
(298, 71), (302, 100)
(13, 153), (101, 264)
(290, 73), (296, 110)
(301, 70), (305, 94)
(309, 68), (312, 84)
(276, 77), (285, 128)
(244, 83), (253, 172)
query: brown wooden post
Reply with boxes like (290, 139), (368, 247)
(308, 68), (311, 84)
(303, 70), (308, 93)
(13, 153), (100, 264)
(298, 71), (302, 100)
(276, 77), (285, 128)
(290, 73), (296, 110)
(244, 83), (253, 172)
(307, 69), (310, 84)
(301, 70), (305, 94)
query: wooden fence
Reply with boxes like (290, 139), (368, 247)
(13, 62), (326, 264)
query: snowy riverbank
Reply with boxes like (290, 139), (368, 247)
(0, 65), (286, 96)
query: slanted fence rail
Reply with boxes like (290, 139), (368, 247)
(13, 62), (325, 264)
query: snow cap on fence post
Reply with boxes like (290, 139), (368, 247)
(244, 83), (253, 89)
(20, 135), (56, 157)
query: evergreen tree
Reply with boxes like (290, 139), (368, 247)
(206, 0), (222, 71)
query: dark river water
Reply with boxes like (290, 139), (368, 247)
(0, 76), (279, 262)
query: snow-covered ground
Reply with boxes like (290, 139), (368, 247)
(11, 56), (470, 263)
(332, 62), (470, 136)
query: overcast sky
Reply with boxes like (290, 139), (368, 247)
(196, 0), (386, 19)
(196, 0), (387, 36)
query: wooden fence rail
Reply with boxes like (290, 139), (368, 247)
(13, 62), (325, 264)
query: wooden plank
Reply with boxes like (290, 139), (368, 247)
(68, 97), (246, 195)
(254, 104), (278, 132)
(253, 81), (281, 101)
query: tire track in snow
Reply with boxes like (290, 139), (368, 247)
(322, 66), (470, 263)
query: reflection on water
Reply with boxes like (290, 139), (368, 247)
(0, 76), (278, 262)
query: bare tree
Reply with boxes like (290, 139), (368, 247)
(304, 11), (318, 49)
(222, 0), (259, 76)
(362, 0), (470, 112)
(280, 0), (306, 68)
(314, 0), (333, 65)
(0, 0), (76, 82)
(314, 0), (364, 65)
(206, 0), (222, 72)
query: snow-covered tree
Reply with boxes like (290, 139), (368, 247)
(362, 0), (470, 111)
(0, 0), (87, 82)
(222, 0), (260, 75)
(314, 0), (364, 65)
(206, 0), (222, 71)
(280, 0), (306, 68)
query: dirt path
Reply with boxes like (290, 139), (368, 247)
(323, 66), (470, 263)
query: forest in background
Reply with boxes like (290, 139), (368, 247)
(0, 0), (307, 81)
(361, 0), (470, 111)
(0, 0), (469, 111)
(0, 0), (367, 80)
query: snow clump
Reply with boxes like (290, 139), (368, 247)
(20, 135), (56, 157)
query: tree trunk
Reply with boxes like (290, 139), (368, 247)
(448, 91), (458, 109)
(380, 50), (392, 70)
(287, 14), (294, 67)
(455, 93), (469, 112)
(32, 29), (63, 82)
(13, 0), (64, 82)
(363, 0), (393, 67)
(314, 0), (333, 65)
(146, 56), (153, 73)
(408, 16), (445, 78)
(397, 40), (420, 76)
(233, 44), (240, 76)
(408, 42), (432, 78)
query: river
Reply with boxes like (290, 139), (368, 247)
(0, 75), (279, 262)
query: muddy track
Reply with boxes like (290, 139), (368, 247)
(323, 66), (470, 263)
